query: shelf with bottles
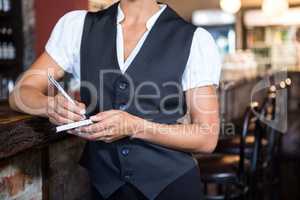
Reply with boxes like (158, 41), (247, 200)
(246, 26), (296, 48)
(0, 0), (23, 102)
(0, 0), (12, 17)
(0, 26), (17, 63)
(246, 25), (298, 70)
(0, 42), (16, 62)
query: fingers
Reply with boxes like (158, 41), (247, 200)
(63, 110), (129, 143)
(77, 102), (87, 116)
(74, 129), (111, 141)
(90, 110), (120, 122)
(67, 130), (92, 140)
(87, 128), (126, 142)
(49, 112), (74, 125)
(69, 127), (126, 143)
(54, 105), (84, 121)
(87, 129), (112, 141)
(47, 94), (86, 125)
(67, 130), (77, 135)
(79, 123), (107, 133)
(102, 135), (126, 143)
(56, 94), (86, 115)
(80, 114), (119, 133)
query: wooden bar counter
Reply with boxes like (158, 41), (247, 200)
(0, 102), (61, 161)
(0, 103), (91, 200)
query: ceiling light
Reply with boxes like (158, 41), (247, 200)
(262, 0), (289, 17)
(220, 0), (241, 14)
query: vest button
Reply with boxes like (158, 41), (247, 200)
(124, 174), (131, 180)
(121, 148), (130, 156)
(125, 175), (130, 179)
(119, 82), (128, 90)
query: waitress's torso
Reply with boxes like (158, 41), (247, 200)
(45, 2), (221, 200)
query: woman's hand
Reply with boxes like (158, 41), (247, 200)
(72, 110), (145, 143)
(47, 94), (86, 125)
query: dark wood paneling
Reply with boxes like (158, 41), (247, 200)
(0, 102), (67, 160)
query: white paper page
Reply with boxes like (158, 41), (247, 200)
(56, 119), (93, 133)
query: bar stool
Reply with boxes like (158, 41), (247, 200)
(255, 78), (292, 200)
(195, 102), (262, 200)
(216, 78), (292, 158)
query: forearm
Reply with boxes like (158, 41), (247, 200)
(133, 121), (219, 153)
(9, 85), (50, 117)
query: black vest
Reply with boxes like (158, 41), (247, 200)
(80, 2), (198, 200)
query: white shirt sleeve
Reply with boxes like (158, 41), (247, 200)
(182, 28), (222, 91)
(45, 10), (87, 80)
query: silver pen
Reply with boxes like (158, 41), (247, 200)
(47, 74), (76, 105)
(48, 74), (92, 133)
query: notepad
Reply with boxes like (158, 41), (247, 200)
(56, 119), (93, 133)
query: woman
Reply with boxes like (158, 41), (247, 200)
(9, 0), (221, 199)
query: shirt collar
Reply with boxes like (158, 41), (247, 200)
(117, 4), (167, 30)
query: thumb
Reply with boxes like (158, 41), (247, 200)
(76, 102), (86, 115)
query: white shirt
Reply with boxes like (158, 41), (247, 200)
(45, 4), (221, 91)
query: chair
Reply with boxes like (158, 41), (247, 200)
(197, 78), (292, 200)
(195, 102), (262, 200)
(216, 78), (291, 157)
(254, 78), (292, 200)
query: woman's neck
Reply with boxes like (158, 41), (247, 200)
(120, 0), (160, 25)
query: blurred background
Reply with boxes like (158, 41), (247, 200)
(0, 0), (300, 200)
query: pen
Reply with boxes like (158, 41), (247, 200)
(48, 74), (91, 133)
(47, 74), (76, 105)
(48, 74), (86, 116)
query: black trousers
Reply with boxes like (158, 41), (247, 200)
(91, 167), (203, 200)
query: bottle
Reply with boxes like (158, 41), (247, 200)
(1, 27), (6, 41)
(8, 78), (14, 93)
(0, 0), (3, 13)
(7, 42), (15, 60)
(3, 0), (10, 13)
(7, 28), (12, 36)
(2, 42), (8, 60)
(7, 42), (12, 59)
(0, 75), (2, 100)
(1, 78), (8, 100)
(0, 42), (3, 60)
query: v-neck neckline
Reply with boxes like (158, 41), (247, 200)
(116, 26), (149, 72)
(112, 3), (169, 75)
